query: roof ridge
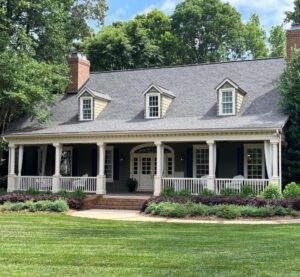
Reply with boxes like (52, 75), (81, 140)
(90, 57), (284, 75)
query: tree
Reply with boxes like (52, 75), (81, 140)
(278, 50), (300, 182)
(285, 0), (300, 24)
(268, 25), (286, 57)
(171, 0), (245, 63)
(243, 13), (268, 59)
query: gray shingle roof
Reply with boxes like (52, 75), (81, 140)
(6, 58), (288, 136)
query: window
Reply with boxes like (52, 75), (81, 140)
(244, 144), (265, 179)
(146, 93), (160, 118)
(193, 145), (209, 178)
(105, 146), (114, 182)
(60, 147), (72, 176)
(219, 88), (235, 116)
(80, 97), (93, 120)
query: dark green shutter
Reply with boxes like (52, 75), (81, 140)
(33, 148), (38, 175)
(113, 148), (120, 181)
(72, 148), (78, 176)
(186, 147), (193, 177)
(91, 148), (97, 176)
(237, 147), (244, 176)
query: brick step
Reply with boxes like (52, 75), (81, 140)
(83, 195), (148, 210)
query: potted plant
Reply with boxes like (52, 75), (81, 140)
(126, 178), (138, 192)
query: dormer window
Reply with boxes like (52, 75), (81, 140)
(215, 78), (247, 116)
(80, 97), (93, 120)
(219, 88), (235, 115)
(77, 86), (111, 121)
(146, 93), (160, 118)
(143, 83), (175, 119)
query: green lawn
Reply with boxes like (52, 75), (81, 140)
(0, 214), (300, 277)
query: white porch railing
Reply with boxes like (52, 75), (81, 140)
(59, 177), (97, 193)
(162, 178), (208, 195)
(215, 178), (270, 195)
(15, 176), (53, 192)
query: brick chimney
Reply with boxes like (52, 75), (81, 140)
(286, 23), (300, 57)
(67, 52), (90, 93)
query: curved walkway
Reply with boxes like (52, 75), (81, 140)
(69, 209), (300, 224)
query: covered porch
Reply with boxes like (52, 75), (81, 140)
(6, 132), (282, 196)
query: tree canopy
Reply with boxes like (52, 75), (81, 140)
(0, 0), (108, 132)
(85, 0), (284, 71)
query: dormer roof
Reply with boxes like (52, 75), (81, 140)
(215, 78), (247, 95)
(142, 83), (176, 98)
(77, 86), (111, 102)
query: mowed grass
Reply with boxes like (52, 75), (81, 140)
(0, 214), (300, 277)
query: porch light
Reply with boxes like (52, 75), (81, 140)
(120, 155), (125, 162)
(180, 154), (185, 162)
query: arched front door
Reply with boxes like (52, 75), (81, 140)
(130, 144), (174, 191)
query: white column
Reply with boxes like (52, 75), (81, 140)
(52, 143), (62, 193)
(96, 142), (106, 195)
(7, 144), (17, 192)
(207, 140), (215, 191)
(18, 145), (24, 176)
(271, 140), (279, 184)
(154, 141), (163, 196)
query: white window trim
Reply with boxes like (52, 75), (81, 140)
(80, 96), (93, 121)
(218, 88), (236, 116)
(105, 146), (114, 183)
(244, 144), (265, 179)
(146, 92), (161, 119)
(193, 144), (209, 178)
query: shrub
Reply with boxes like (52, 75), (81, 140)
(260, 184), (282, 199)
(160, 187), (177, 197)
(199, 189), (216, 197)
(240, 185), (255, 197)
(0, 200), (68, 212)
(177, 190), (192, 197)
(185, 202), (209, 216)
(145, 202), (188, 218)
(220, 188), (238, 196)
(283, 182), (300, 199)
(215, 205), (241, 219)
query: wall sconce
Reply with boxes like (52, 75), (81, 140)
(180, 154), (185, 162)
(120, 155), (125, 162)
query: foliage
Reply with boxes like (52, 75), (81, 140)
(171, 0), (245, 63)
(283, 182), (300, 198)
(220, 188), (238, 196)
(240, 184), (255, 198)
(160, 187), (192, 197)
(279, 50), (300, 182)
(260, 184), (282, 199)
(145, 202), (292, 219)
(243, 13), (268, 59)
(199, 188), (216, 197)
(126, 178), (138, 192)
(0, 193), (83, 210)
(285, 0), (300, 24)
(0, 200), (68, 212)
(268, 25), (286, 57)
(142, 195), (300, 212)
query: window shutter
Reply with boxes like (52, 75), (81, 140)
(51, 146), (55, 175)
(113, 148), (120, 181)
(186, 147), (193, 177)
(237, 147), (244, 176)
(72, 148), (78, 176)
(91, 148), (97, 176)
(33, 149), (38, 175)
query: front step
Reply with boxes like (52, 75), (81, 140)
(83, 195), (150, 210)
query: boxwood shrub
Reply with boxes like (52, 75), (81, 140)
(0, 200), (68, 212)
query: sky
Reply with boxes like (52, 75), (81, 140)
(104, 0), (295, 33)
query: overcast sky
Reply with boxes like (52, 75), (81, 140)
(104, 0), (294, 33)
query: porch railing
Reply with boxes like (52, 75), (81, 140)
(162, 178), (208, 195)
(215, 178), (270, 195)
(59, 177), (97, 193)
(15, 176), (53, 192)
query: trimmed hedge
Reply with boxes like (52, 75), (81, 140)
(0, 200), (68, 212)
(145, 202), (293, 219)
(141, 196), (300, 212)
(0, 193), (83, 210)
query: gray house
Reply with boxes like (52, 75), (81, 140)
(6, 26), (300, 196)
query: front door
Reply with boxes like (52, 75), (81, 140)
(139, 154), (155, 191)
